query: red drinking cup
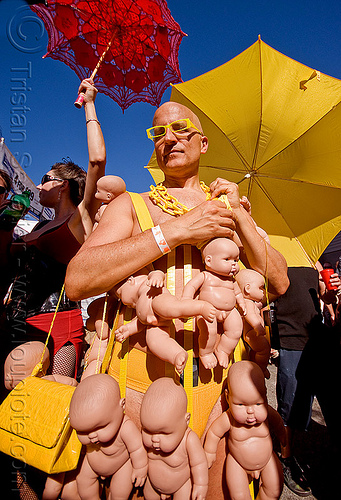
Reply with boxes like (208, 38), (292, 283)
(320, 268), (338, 291)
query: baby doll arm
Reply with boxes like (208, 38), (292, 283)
(186, 430), (208, 500)
(182, 273), (205, 300)
(234, 282), (247, 316)
(243, 299), (266, 336)
(120, 418), (148, 487)
(115, 316), (145, 342)
(204, 411), (231, 468)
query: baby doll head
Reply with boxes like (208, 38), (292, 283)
(69, 374), (125, 445)
(235, 269), (265, 305)
(4, 341), (50, 390)
(114, 274), (149, 308)
(140, 377), (190, 453)
(95, 175), (126, 203)
(202, 238), (240, 277)
(226, 361), (268, 426)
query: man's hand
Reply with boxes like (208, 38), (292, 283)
(209, 178), (241, 209)
(165, 199), (236, 247)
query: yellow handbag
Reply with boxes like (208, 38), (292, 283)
(0, 285), (82, 474)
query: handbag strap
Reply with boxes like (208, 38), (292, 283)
(31, 283), (66, 377)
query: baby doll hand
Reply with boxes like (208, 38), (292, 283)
(205, 451), (216, 468)
(131, 465), (148, 487)
(192, 483), (208, 500)
(146, 270), (165, 288)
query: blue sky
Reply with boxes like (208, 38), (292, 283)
(1, 0), (341, 193)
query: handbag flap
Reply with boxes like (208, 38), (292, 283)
(0, 377), (76, 449)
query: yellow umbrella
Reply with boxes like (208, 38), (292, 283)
(147, 37), (341, 267)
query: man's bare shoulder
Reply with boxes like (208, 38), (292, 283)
(82, 192), (137, 247)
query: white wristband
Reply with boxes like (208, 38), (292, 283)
(151, 225), (171, 254)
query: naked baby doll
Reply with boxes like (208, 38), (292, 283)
(140, 377), (208, 500)
(3, 341), (78, 390)
(235, 269), (271, 377)
(69, 373), (148, 500)
(182, 238), (246, 370)
(93, 175), (126, 230)
(204, 361), (286, 500)
(114, 270), (217, 374)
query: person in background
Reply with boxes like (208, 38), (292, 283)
(274, 264), (341, 497)
(1, 78), (106, 383)
(0, 169), (13, 310)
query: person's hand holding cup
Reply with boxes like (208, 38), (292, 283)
(320, 268), (338, 291)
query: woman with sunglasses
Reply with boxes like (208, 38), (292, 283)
(2, 78), (106, 381)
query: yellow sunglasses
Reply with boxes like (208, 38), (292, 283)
(146, 118), (202, 140)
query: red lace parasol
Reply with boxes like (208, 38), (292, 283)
(31, 0), (185, 111)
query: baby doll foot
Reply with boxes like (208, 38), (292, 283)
(200, 352), (218, 370)
(174, 350), (188, 374)
(214, 349), (230, 369)
(115, 326), (129, 342)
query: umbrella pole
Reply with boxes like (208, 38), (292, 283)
(74, 32), (116, 108)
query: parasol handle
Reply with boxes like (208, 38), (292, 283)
(74, 32), (116, 108)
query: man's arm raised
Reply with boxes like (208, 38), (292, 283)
(65, 195), (236, 301)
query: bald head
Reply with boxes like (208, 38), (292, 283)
(70, 374), (121, 422)
(140, 377), (188, 423)
(4, 341), (50, 390)
(235, 269), (265, 290)
(227, 361), (266, 398)
(153, 101), (203, 133)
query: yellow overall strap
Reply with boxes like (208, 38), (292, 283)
(114, 192), (156, 397)
(31, 284), (65, 377)
(183, 245), (194, 426)
(165, 249), (176, 379)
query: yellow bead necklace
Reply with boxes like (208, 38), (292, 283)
(149, 182), (211, 217)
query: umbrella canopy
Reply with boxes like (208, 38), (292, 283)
(31, 0), (185, 111)
(147, 37), (341, 266)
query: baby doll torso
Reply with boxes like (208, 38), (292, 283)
(86, 415), (132, 477)
(226, 409), (273, 473)
(147, 427), (192, 495)
(199, 271), (237, 312)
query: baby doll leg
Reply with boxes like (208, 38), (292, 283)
(152, 292), (217, 323)
(110, 459), (134, 500)
(197, 317), (218, 369)
(42, 472), (65, 500)
(225, 453), (252, 500)
(60, 469), (81, 500)
(143, 476), (161, 500)
(244, 331), (270, 377)
(173, 478), (191, 500)
(257, 452), (283, 500)
(146, 325), (188, 374)
(215, 308), (243, 368)
(76, 455), (101, 500)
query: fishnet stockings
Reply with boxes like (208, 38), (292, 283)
(49, 341), (77, 377)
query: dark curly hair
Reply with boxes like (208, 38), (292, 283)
(50, 158), (86, 206)
(0, 169), (12, 194)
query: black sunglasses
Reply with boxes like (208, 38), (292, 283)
(0, 186), (7, 195)
(41, 174), (65, 185)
